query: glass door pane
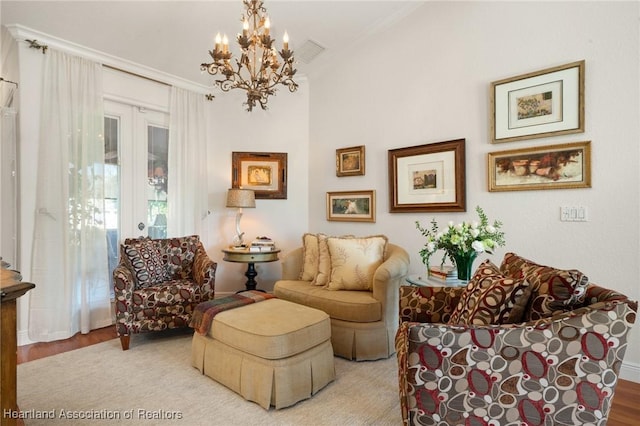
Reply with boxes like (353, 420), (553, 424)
(104, 116), (120, 287)
(147, 125), (168, 239)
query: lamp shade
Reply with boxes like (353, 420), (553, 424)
(226, 188), (256, 208)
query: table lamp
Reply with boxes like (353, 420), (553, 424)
(226, 188), (256, 247)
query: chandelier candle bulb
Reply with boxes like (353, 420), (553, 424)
(243, 18), (249, 37)
(215, 33), (221, 52)
(222, 34), (229, 52)
(283, 31), (289, 50)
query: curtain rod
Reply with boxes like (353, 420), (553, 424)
(103, 64), (170, 87)
(23, 38), (214, 99)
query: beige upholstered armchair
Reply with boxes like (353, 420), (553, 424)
(395, 253), (637, 426)
(275, 234), (410, 361)
(113, 235), (216, 350)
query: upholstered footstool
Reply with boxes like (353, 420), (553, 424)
(191, 298), (335, 409)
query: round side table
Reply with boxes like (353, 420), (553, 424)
(221, 248), (281, 291)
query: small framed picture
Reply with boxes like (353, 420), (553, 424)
(232, 152), (287, 199)
(326, 190), (376, 222)
(490, 60), (585, 143)
(488, 141), (591, 192)
(388, 139), (466, 213)
(336, 145), (365, 177)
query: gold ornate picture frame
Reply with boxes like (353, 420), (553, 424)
(336, 145), (365, 177)
(490, 60), (585, 143)
(488, 141), (591, 192)
(326, 190), (376, 222)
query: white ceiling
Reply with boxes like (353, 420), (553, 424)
(1, 1), (424, 85)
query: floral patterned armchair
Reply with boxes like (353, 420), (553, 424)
(396, 253), (637, 425)
(113, 235), (216, 350)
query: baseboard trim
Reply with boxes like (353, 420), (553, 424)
(619, 361), (640, 383)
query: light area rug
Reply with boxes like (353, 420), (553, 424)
(17, 330), (402, 425)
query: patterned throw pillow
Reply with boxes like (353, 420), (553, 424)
(122, 239), (168, 288)
(299, 233), (323, 281)
(500, 252), (589, 321)
(326, 235), (387, 291)
(449, 260), (531, 325)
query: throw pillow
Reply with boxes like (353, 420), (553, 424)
(122, 239), (168, 288)
(326, 235), (387, 291)
(500, 252), (589, 321)
(449, 260), (532, 325)
(299, 233), (322, 281)
(312, 234), (332, 286)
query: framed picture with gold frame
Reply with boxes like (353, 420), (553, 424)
(231, 152), (287, 199)
(490, 60), (585, 143)
(326, 190), (375, 222)
(488, 141), (591, 192)
(388, 139), (466, 213)
(336, 145), (365, 177)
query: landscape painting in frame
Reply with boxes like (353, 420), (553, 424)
(491, 60), (585, 143)
(488, 141), (591, 192)
(326, 190), (375, 222)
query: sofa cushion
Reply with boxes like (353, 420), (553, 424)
(326, 235), (388, 291)
(274, 280), (382, 322)
(210, 298), (331, 359)
(122, 239), (169, 288)
(299, 233), (323, 281)
(500, 252), (589, 321)
(449, 260), (531, 325)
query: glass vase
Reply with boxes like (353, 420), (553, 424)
(452, 251), (478, 281)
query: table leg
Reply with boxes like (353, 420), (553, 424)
(244, 262), (258, 291)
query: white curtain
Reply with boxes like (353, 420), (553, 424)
(29, 49), (112, 341)
(167, 87), (209, 237)
(1, 106), (18, 265)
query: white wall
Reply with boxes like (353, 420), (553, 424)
(309, 1), (640, 381)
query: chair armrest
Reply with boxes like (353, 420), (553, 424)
(371, 244), (410, 326)
(113, 263), (135, 319)
(281, 247), (304, 280)
(395, 300), (635, 425)
(192, 243), (217, 291)
(398, 285), (464, 324)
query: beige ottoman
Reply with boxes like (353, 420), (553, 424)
(191, 298), (335, 409)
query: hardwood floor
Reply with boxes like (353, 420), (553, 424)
(16, 326), (640, 425)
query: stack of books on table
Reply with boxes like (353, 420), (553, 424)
(428, 265), (459, 283)
(249, 236), (276, 252)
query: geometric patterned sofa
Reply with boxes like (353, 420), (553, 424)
(113, 235), (216, 350)
(396, 253), (637, 425)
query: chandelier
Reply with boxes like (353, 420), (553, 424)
(201, 0), (298, 111)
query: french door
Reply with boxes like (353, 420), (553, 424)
(103, 100), (169, 280)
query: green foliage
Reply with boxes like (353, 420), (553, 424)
(415, 206), (506, 268)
